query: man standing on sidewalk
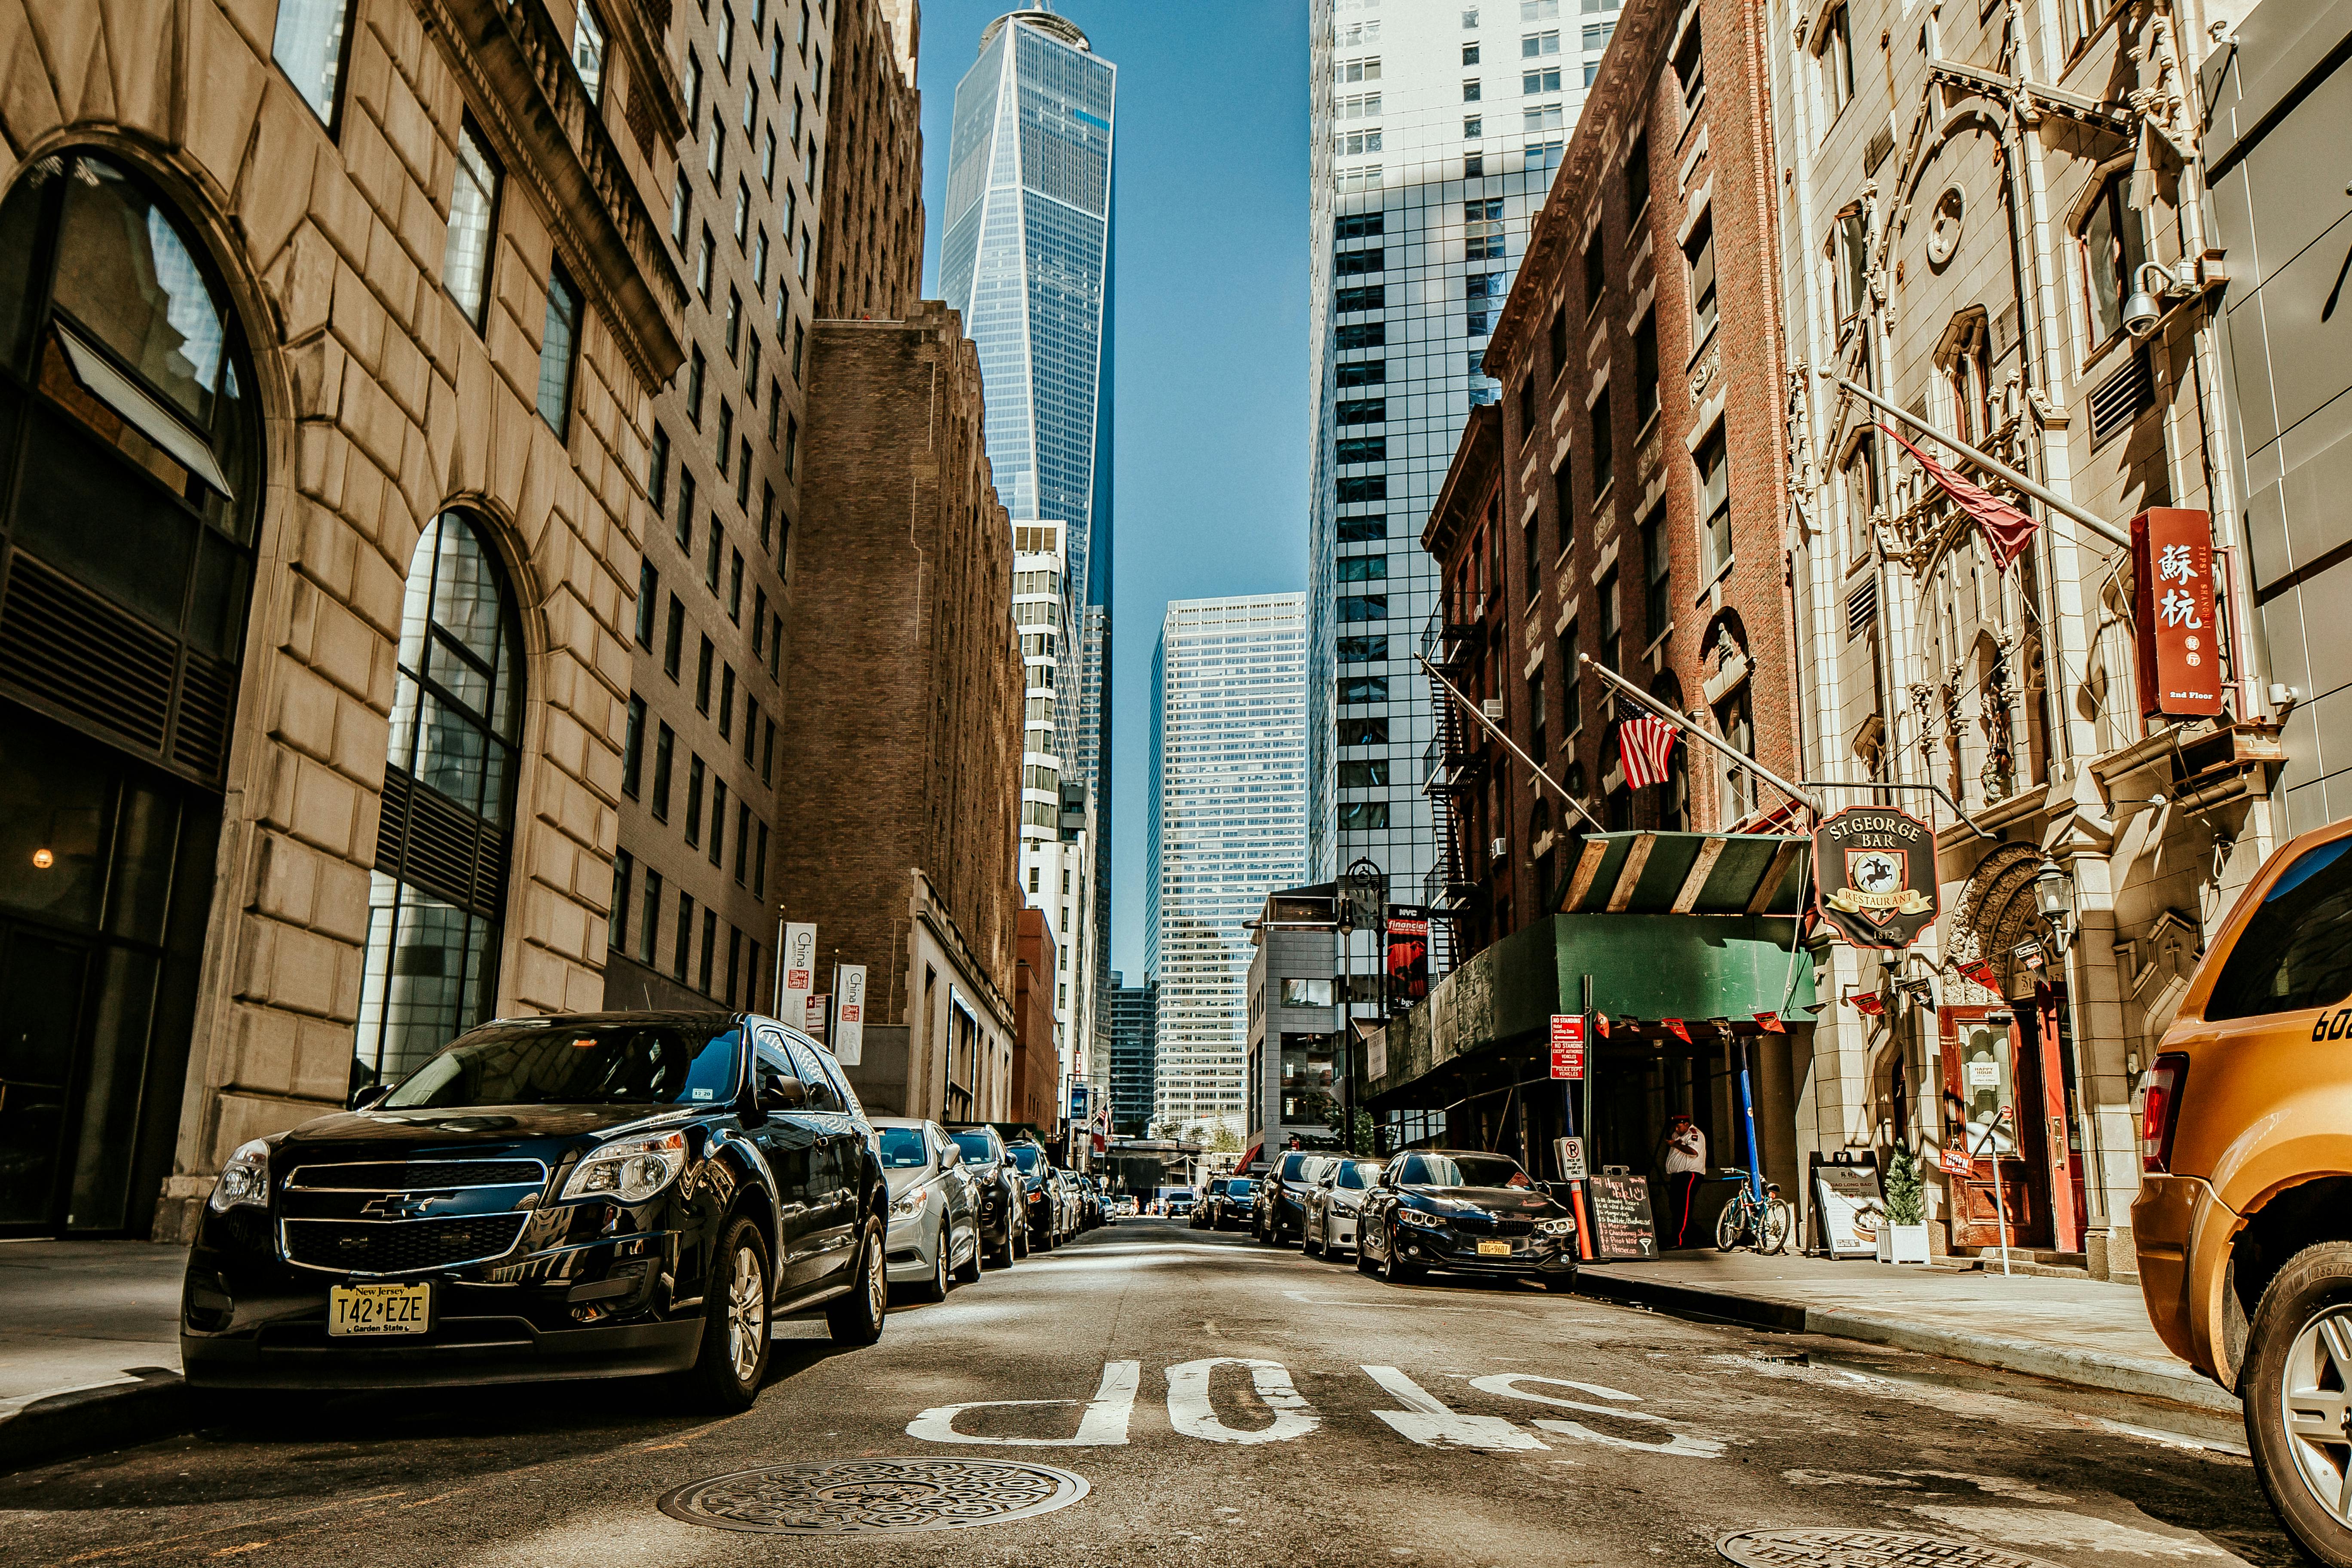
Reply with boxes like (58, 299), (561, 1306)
(1665, 1115), (1707, 1247)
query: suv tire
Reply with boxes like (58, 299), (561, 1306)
(2244, 1240), (2352, 1568)
(680, 1215), (771, 1412)
(826, 1217), (888, 1345)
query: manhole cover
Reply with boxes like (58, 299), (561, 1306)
(1718, 1529), (2062, 1568)
(659, 1457), (1089, 1534)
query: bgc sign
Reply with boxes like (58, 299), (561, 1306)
(1813, 805), (1938, 949)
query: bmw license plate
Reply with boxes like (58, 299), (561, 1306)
(328, 1281), (431, 1336)
(1476, 1240), (1512, 1258)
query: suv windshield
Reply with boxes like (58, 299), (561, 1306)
(876, 1127), (930, 1168)
(383, 1021), (741, 1109)
(949, 1130), (996, 1164)
(1008, 1145), (1043, 1173)
(1399, 1153), (1531, 1189)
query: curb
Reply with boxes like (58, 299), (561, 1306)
(0, 1371), (193, 1476)
(1571, 1270), (2239, 1417)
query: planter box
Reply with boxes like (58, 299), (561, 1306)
(1877, 1223), (1930, 1265)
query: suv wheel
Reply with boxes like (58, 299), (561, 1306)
(681, 1216), (771, 1411)
(1380, 1227), (1423, 1285)
(826, 1217), (888, 1345)
(954, 1231), (983, 1284)
(990, 1221), (1018, 1270)
(2245, 1241), (2352, 1567)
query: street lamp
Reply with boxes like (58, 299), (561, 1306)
(2034, 861), (2077, 952)
(1336, 857), (1386, 1158)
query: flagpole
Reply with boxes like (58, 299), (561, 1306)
(1815, 371), (2131, 549)
(1416, 654), (1608, 834)
(1577, 655), (1826, 815)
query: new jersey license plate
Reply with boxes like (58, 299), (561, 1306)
(328, 1281), (432, 1336)
(1476, 1240), (1513, 1258)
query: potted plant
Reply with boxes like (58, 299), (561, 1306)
(1877, 1145), (1930, 1264)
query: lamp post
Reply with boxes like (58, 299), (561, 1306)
(2033, 861), (2077, 954)
(1338, 857), (1387, 1157)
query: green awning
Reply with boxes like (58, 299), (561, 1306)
(1552, 830), (1810, 916)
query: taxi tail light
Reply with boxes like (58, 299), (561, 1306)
(2138, 1054), (2188, 1173)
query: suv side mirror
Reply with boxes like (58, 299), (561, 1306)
(349, 1083), (391, 1112)
(941, 1144), (963, 1168)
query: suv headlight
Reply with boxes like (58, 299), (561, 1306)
(561, 1130), (688, 1203)
(210, 1139), (271, 1213)
(1535, 1216), (1576, 1237)
(890, 1186), (928, 1220)
(1396, 1207), (1446, 1230)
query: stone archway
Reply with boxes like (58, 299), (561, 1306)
(1948, 843), (2046, 990)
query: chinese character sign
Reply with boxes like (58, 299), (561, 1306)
(834, 964), (867, 1067)
(2132, 509), (2224, 719)
(781, 922), (818, 1038)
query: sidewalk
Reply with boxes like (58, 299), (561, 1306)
(0, 1240), (190, 1472)
(1572, 1248), (2239, 1416)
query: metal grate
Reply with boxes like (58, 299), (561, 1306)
(286, 1160), (547, 1191)
(1845, 579), (1878, 642)
(377, 766), (511, 919)
(1865, 124), (1894, 172)
(282, 1214), (527, 1275)
(660, 1458), (1091, 1534)
(0, 551), (175, 753)
(2089, 350), (2153, 448)
(172, 655), (237, 778)
(1718, 1529), (2062, 1568)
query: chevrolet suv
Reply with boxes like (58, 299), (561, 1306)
(2132, 818), (2352, 1564)
(181, 1012), (888, 1412)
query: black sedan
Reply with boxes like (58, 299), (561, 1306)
(944, 1123), (1025, 1267)
(1357, 1149), (1577, 1289)
(180, 1012), (889, 1413)
(1214, 1177), (1258, 1231)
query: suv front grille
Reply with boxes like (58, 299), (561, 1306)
(286, 1160), (547, 1190)
(282, 1214), (528, 1275)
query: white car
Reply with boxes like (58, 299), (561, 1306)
(1303, 1158), (1384, 1259)
(873, 1118), (982, 1302)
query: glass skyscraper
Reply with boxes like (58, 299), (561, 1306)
(940, 8), (1117, 1113)
(1305, 0), (1600, 931)
(1145, 594), (1308, 1136)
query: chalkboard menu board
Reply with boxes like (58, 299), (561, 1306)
(1586, 1173), (1657, 1260)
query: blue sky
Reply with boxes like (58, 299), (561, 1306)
(915, 2), (1311, 980)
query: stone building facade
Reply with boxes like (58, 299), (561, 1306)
(604, 0), (839, 1017)
(1770, 0), (2283, 1271)
(775, 304), (1023, 1124)
(1010, 904), (1058, 1131)
(0, 0), (685, 1239)
(816, 0), (922, 321)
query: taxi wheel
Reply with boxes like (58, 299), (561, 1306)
(681, 1215), (770, 1412)
(826, 1218), (888, 1345)
(2243, 1241), (2352, 1568)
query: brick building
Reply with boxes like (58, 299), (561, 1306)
(605, 0), (839, 1017)
(775, 304), (1023, 1122)
(0, 0), (686, 1239)
(817, 0), (922, 320)
(1010, 905), (1059, 1131)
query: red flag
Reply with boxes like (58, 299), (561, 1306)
(1752, 1011), (1786, 1033)
(1844, 988), (1885, 1017)
(1878, 423), (2038, 573)
(1663, 1017), (1692, 1043)
(1617, 713), (1680, 789)
(1593, 1013), (1611, 1038)
(1957, 958), (2000, 989)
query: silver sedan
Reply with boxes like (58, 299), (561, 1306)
(1303, 1158), (1384, 1259)
(873, 1118), (982, 1302)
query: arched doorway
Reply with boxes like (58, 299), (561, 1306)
(351, 510), (525, 1093)
(0, 151), (262, 1235)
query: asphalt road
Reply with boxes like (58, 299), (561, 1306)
(2, 1217), (2295, 1567)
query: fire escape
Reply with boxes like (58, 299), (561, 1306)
(1419, 600), (1486, 982)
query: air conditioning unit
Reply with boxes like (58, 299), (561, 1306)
(1481, 698), (1504, 723)
(1489, 837), (1510, 861)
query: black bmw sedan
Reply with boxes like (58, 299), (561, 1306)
(944, 1123), (1025, 1267)
(180, 1012), (888, 1412)
(1357, 1149), (1577, 1288)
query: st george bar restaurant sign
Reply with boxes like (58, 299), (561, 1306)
(1813, 805), (1938, 949)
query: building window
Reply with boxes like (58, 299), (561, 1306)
(1339, 716), (1390, 747)
(1340, 802), (1391, 832)
(609, 851), (631, 951)
(1337, 475), (1386, 504)
(710, 778), (727, 867)
(685, 755), (706, 845)
(1340, 676), (1390, 704)
(1673, 17), (1706, 116)
(1599, 570), (1621, 671)
(664, 596), (685, 678)
(623, 695), (646, 796)
(640, 869), (662, 962)
(273, 0), (355, 126)
(676, 471), (696, 548)
(1338, 594), (1389, 622)
(1339, 759), (1390, 788)
(1696, 426), (1730, 572)
(571, 3), (607, 101)
(1589, 388), (1614, 496)
(687, 347), (706, 425)
(2078, 175), (2148, 348)
(537, 267), (581, 434)
(1835, 205), (1869, 332)
(674, 892), (694, 983)
(1714, 683), (1755, 826)
(1559, 620), (1581, 733)
(1528, 670), (1548, 762)
(1625, 131), (1651, 218)
(1819, 4), (1854, 117)
(784, 413), (799, 476)
(1338, 555), (1387, 584)
(354, 514), (524, 1087)
(1642, 503), (1670, 638)
(696, 636), (715, 712)
(1685, 211), (1718, 346)
(1338, 634), (1389, 662)
(1633, 312), (1659, 426)
(442, 122), (500, 328)
(635, 562), (658, 648)
(652, 723), (674, 819)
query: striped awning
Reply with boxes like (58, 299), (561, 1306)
(1553, 831), (1811, 917)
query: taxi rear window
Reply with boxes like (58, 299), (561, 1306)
(2206, 839), (2352, 1021)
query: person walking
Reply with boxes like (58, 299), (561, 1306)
(1664, 1114), (1708, 1247)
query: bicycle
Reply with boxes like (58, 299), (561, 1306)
(1714, 1167), (1792, 1254)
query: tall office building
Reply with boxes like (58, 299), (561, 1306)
(1145, 596), (1309, 1136)
(1107, 972), (1158, 1136)
(938, 7), (1118, 1124)
(1305, 0), (1603, 946)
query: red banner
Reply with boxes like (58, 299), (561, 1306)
(2131, 508), (2225, 719)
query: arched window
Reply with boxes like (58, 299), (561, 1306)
(353, 512), (524, 1087)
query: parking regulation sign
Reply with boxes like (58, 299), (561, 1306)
(1550, 1015), (1585, 1080)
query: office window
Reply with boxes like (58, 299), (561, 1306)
(663, 596), (684, 679)
(1340, 802), (1391, 831)
(1336, 436), (1386, 464)
(1686, 212), (1718, 344)
(536, 267), (581, 434)
(716, 400), (734, 479)
(442, 122), (500, 327)
(762, 484), (778, 552)
(744, 331), (763, 397)
(1642, 502), (1671, 636)
(648, 424), (671, 514)
(571, 3), (606, 100)
(1552, 456), (1573, 551)
(1589, 388), (1613, 495)
(725, 289), (742, 361)
(700, 909), (717, 993)
(710, 779), (727, 867)
(1559, 620), (1582, 732)
(1340, 759), (1390, 788)
(1337, 321), (1386, 350)
(274, 0), (355, 126)
(1675, 18), (1706, 114)
(719, 665), (736, 738)
(1528, 670), (1547, 762)
(734, 180), (750, 248)
(696, 636), (715, 713)
(697, 227), (716, 301)
(767, 615), (782, 678)
(671, 168), (691, 246)
(706, 521), (724, 591)
(1340, 715), (1390, 747)
(1633, 313), (1659, 425)
(783, 413), (799, 476)
(1464, 79), (1483, 101)
(736, 808), (753, 884)
(1338, 594), (1388, 622)
(717, 3), (736, 70)
(1338, 513), (1385, 542)
(674, 892), (694, 983)
(1337, 475), (1385, 503)
(623, 696), (646, 797)
(1337, 284), (1385, 312)
(1338, 634), (1389, 662)
(1626, 132), (1651, 217)
(687, 346), (707, 425)
(1524, 65), (1561, 94)
(635, 562), (658, 648)
(762, 718), (776, 785)
(737, 438), (752, 508)
(1464, 41), (1482, 63)
(1599, 570), (1622, 671)
(726, 925), (742, 1006)
(1697, 426), (1731, 571)
(2078, 175), (2147, 346)
(1819, 4), (1854, 116)
(1337, 397), (1386, 425)
(1340, 676), (1390, 704)
(763, 125), (778, 190)
(1523, 28), (1560, 56)
(641, 869), (662, 962)
(754, 824), (769, 897)
(1517, 374), (1535, 438)
(652, 723), (676, 820)
(685, 755), (706, 846)
(609, 851), (631, 951)
(729, 551), (744, 621)
(1336, 360), (1386, 388)
(676, 470), (697, 549)
(1583, 234), (1605, 317)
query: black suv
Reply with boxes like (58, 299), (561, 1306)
(180, 1012), (888, 1412)
(944, 1123), (1023, 1267)
(1004, 1137), (1057, 1250)
(1254, 1151), (1329, 1245)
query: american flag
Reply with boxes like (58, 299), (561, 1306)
(1617, 712), (1681, 789)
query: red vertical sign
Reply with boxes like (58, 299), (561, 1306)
(2132, 508), (2224, 718)
(1550, 1014), (1586, 1080)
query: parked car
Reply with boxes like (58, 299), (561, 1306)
(1215, 1177), (1259, 1231)
(1357, 1148), (1577, 1289)
(1254, 1151), (1330, 1245)
(2131, 817), (2352, 1565)
(1192, 1178), (1228, 1230)
(1304, 1159), (1382, 1258)
(943, 1124), (1025, 1268)
(1053, 1168), (1083, 1240)
(179, 1012), (889, 1414)
(1164, 1191), (1195, 1218)
(1008, 1139), (1057, 1250)
(873, 1118), (982, 1302)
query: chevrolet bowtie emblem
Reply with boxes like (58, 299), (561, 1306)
(361, 1192), (453, 1219)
